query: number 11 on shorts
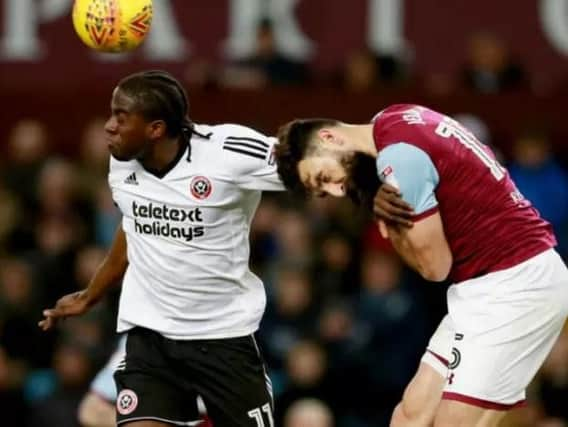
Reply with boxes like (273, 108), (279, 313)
(248, 403), (274, 427)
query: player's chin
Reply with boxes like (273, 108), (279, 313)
(109, 147), (129, 161)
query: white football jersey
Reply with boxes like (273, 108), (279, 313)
(108, 124), (284, 339)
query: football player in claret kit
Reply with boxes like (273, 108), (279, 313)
(274, 104), (568, 427)
(39, 70), (284, 427)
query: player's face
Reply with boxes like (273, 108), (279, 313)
(297, 151), (353, 197)
(104, 88), (152, 161)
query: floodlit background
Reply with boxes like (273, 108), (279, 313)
(1, 1), (568, 426)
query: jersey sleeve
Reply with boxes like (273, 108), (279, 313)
(231, 136), (285, 191)
(90, 336), (126, 402)
(376, 142), (440, 217)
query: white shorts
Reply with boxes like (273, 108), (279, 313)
(421, 248), (568, 410)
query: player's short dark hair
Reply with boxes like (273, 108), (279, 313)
(117, 70), (192, 139)
(274, 118), (339, 195)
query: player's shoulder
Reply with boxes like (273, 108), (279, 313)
(374, 104), (445, 150)
(374, 104), (438, 127)
(207, 123), (270, 139)
(197, 123), (275, 173)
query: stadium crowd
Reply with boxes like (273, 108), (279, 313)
(1, 23), (568, 427)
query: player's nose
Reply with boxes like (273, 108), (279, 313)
(323, 182), (346, 197)
(104, 116), (118, 134)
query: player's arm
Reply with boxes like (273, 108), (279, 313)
(39, 224), (128, 330)
(376, 143), (452, 282)
(379, 214), (452, 281)
(78, 392), (115, 427)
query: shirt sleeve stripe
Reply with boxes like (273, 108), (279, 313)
(225, 136), (269, 148)
(223, 140), (268, 154)
(223, 146), (267, 160)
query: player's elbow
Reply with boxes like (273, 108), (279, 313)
(416, 248), (452, 282)
(420, 263), (450, 282)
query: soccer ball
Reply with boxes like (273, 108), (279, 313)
(72, 0), (153, 53)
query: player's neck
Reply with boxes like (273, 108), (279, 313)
(341, 124), (377, 157)
(140, 137), (184, 173)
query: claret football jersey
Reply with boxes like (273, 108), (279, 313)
(373, 105), (555, 282)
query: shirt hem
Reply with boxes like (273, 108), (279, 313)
(117, 323), (259, 341)
(452, 243), (555, 283)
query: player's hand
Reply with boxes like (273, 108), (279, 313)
(373, 184), (414, 227)
(38, 290), (95, 331)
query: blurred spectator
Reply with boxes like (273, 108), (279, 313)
(352, 250), (428, 423)
(342, 49), (407, 91)
(0, 347), (28, 425)
(35, 158), (94, 246)
(343, 49), (379, 92)
(78, 118), (110, 190)
(274, 209), (313, 267)
(313, 231), (356, 297)
(462, 32), (527, 93)
(259, 267), (319, 371)
(275, 340), (340, 425)
(28, 342), (93, 427)
(38, 158), (78, 216)
(306, 196), (364, 238)
(184, 58), (219, 88)
(284, 398), (334, 427)
(0, 183), (21, 253)
(30, 216), (83, 308)
(2, 120), (49, 209)
(508, 130), (568, 252)
(250, 197), (281, 272)
(318, 302), (366, 367)
(221, 19), (308, 88)
(0, 257), (51, 368)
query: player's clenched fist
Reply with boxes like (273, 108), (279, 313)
(38, 290), (95, 331)
(373, 183), (414, 227)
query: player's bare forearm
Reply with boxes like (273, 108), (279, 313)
(385, 223), (425, 274)
(382, 218), (451, 282)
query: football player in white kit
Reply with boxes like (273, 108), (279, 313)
(40, 71), (283, 427)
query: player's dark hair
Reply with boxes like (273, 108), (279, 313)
(275, 118), (380, 210)
(345, 152), (381, 211)
(117, 70), (201, 161)
(274, 118), (340, 196)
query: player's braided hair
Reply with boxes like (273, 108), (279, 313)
(117, 70), (200, 161)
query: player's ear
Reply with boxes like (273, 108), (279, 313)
(147, 120), (166, 139)
(317, 128), (342, 147)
